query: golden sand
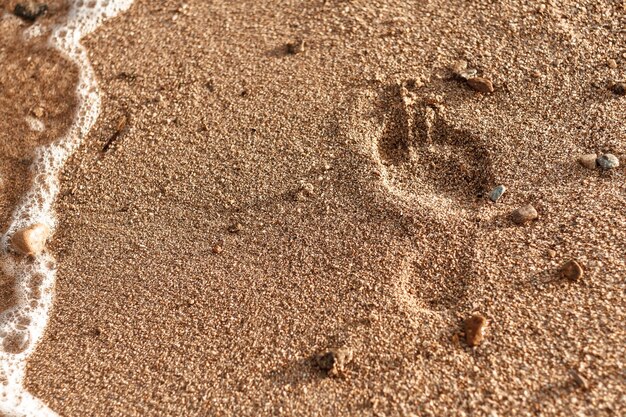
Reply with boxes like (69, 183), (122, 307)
(0, 1), (624, 416)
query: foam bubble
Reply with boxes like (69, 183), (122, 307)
(0, 1), (134, 415)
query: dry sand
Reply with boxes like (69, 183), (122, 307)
(0, 0), (625, 416)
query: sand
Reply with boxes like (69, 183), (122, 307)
(0, 0), (624, 416)
(0, 1), (77, 313)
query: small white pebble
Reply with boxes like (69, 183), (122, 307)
(11, 224), (50, 256)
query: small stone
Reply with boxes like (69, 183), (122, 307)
(451, 60), (477, 79)
(547, 249), (557, 258)
(212, 244), (223, 254)
(25, 116), (44, 132)
(577, 153), (597, 170)
(467, 77), (494, 93)
(596, 154), (619, 170)
(228, 223), (242, 233)
(607, 59), (618, 69)
(286, 38), (305, 55)
(559, 260), (583, 282)
(14, 2), (48, 22)
(11, 223), (50, 256)
(464, 313), (487, 347)
(32, 106), (45, 118)
(489, 185), (506, 202)
(511, 204), (538, 225)
(609, 82), (625, 95)
(460, 68), (478, 80)
(315, 347), (354, 377)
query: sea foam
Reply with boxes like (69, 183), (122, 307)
(0, 1), (134, 415)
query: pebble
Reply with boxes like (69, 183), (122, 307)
(33, 106), (45, 118)
(610, 82), (625, 96)
(11, 223), (50, 256)
(212, 244), (223, 254)
(596, 154), (619, 170)
(228, 223), (242, 233)
(315, 347), (354, 377)
(464, 313), (487, 347)
(489, 185), (506, 202)
(577, 153), (597, 170)
(511, 204), (538, 225)
(451, 60), (477, 80)
(14, 2), (48, 22)
(286, 38), (305, 55)
(467, 77), (494, 93)
(559, 260), (583, 282)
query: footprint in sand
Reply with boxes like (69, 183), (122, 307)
(346, 83), (494, 320)
(372, 83), (493, 217)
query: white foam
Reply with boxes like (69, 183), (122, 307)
(24, 116), (45, 132)
(22, 23), (46, 41)
(0, 1), (134, 415)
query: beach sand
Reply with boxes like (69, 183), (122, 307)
(0, 1), (77, 313)
(0, 0), (624, 415)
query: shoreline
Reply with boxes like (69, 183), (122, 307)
(0, 1), (133, 414)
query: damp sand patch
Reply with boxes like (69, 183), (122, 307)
(0, 1), (134, 415)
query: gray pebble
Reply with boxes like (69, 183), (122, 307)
(596, 154), (619, 170)
(489, 185), (506, 202)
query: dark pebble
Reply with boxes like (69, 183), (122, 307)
(14, 2), (48, 22)
(610, 82), (625, 96)
(596, 154), (619, 170)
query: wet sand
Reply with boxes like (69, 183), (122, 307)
(0, 4), (77, 313)
(0, 0), (624, 416)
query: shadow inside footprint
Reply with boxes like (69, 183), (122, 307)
(374, 84), (493, 210)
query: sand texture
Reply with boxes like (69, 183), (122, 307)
(0, 2), (77, 314)
(0, 0), (625, 416)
